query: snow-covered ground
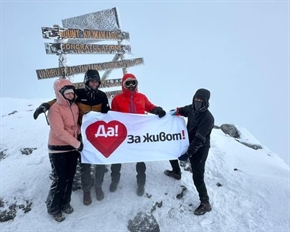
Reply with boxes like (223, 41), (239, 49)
(0, 98), (289, 232)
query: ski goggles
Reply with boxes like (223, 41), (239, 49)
(59, 85), (75, 95)
(124, 80), (137, 88)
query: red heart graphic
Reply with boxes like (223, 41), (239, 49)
(85, 120), (127, 158)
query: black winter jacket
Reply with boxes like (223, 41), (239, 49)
(178, 89), (214, 155)
(75, 88), (110, 124)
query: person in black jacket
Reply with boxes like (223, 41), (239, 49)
(164, 88), (214, 216)
(33, 70), (110, 206)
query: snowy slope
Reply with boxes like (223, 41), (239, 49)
(0, 98), (289, 232)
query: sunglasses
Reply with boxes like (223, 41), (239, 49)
(124, 80), (137, 88)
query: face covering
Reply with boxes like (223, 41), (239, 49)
(194, 101), (203, 110)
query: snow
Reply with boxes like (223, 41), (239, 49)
(0, 98), (289, 232)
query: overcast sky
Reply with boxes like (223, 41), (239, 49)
(1, 1), (289, 166)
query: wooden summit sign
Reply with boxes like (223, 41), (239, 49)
(42, 27), (130, 41)
(45, 43), (131, 55)
(36, 58), (144, 79)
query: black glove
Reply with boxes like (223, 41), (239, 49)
(178, 153), (189, 161)
(33, 103), (50, 120)
(77, 133), (82, 142)
(151, 107), (166, 118)
(187, 147), (197, 158)
(76, 142), (83, 152)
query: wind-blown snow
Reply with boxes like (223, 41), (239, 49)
(0, 98), (289, 232)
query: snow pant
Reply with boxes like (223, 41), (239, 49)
(189, 146), (210, 203)
(169, 159), (181, 173)
(111, 162), (146, 186)
(46, 151), (78, 215)
(80, 163), (106, 192)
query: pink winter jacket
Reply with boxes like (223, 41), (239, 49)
(48, 79), (81, 152)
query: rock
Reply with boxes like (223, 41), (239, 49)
(150, 201), (162, 213)
(220, 124), (240, 138)
(0, 199), (32, 222)
(20, 148), (37, 155)
(176, 185), (187, 199)
(128, 212), (160, 232)
(8, 111), (17, 116)
(0, 203), (16, 222)
(0, 149), (8, 160)
(236, 140), (263, 150)
(216, 182), (223, 187)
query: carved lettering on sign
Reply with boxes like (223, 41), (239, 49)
(42, 27), (130, 40)
(36, 58), (144, 79)
(45, 43), (131, 55)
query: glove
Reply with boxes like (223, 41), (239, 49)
(77, 133), (82, 142)
(158, 109), (166, 118)
(76, 142), (83, 152)
(151, 107), (166, 118)
(33, 103), (50, 120)
(178, 153), (189, 161)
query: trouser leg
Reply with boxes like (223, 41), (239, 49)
(72, 155), (81, 190)
(46, 153), (67, 215)
(190, 147), (210, 203)
(62, 151), (78, 206)
(136, 162), (146, 186)
(169, 159), (181, 173)
(111, 163), (121, 183)
(94, 165), (106, 188)
(49, 153), (57, 180)
(80, 163), (92, 192)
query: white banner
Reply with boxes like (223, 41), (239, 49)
(80, 111), (189, 164)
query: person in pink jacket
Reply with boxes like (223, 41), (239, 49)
(46, 78), (83, 222)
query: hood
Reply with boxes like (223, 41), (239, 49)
(53, 78), (75, 106)
(192, 88), (211, 111)
(121, 73), (138, 96)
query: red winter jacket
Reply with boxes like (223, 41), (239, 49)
(111, 73), (156, 114)
(48, 79), (81, 152)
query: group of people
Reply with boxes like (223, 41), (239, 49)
(33, 69), (214, 222)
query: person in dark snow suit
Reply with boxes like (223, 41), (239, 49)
(110, 73), (166, 196)
(33, 69), (110, 206)
(164, 88), (214, 216)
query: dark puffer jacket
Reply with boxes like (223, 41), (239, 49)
(178, 89), (214, 155)
(75, 88), (109, 124)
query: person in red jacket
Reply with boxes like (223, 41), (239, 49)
(110, 73), (166, 196)
(46, 78), (83, 222)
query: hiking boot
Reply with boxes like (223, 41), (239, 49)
(109, 182), (118, 192)
(53, 212), (65, 222)
(83, 191), (92, 205)
(164, 170), (181, 180)
(194, 202), (212, 215)
(62, 204), (74, 214)
(95, 187), (104, 201)
(136, 185), (145, 196)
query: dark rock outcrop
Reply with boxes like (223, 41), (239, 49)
(128, 211), (160, 232)
(220, 124), (240, 138)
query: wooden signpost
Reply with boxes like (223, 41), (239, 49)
(44, 43), (131, 55)
(36, 7), (144, 96)
(36, 58), (144, 79)
(42, 27), (130, 41)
